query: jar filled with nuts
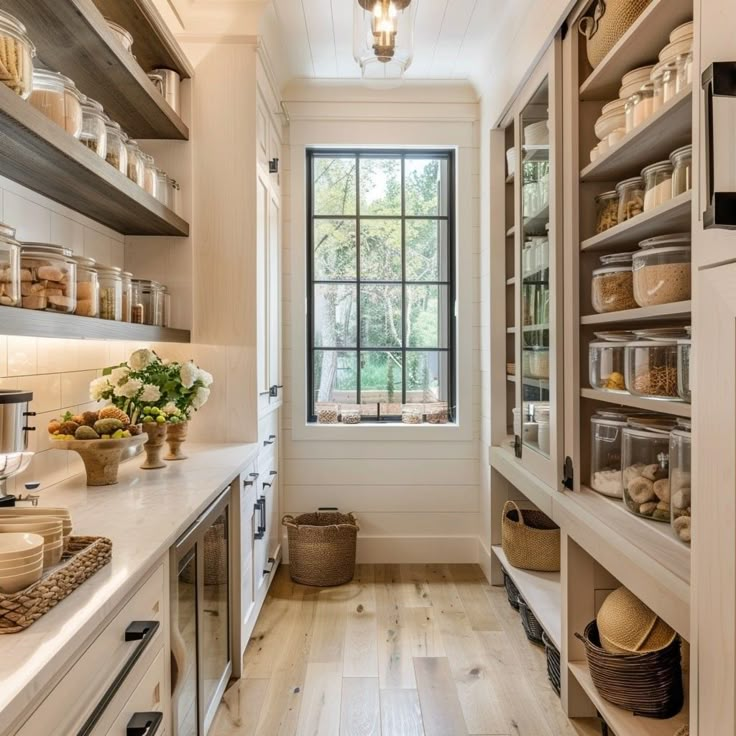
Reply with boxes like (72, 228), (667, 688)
(591, 252), (637, 313)
(0, 222), (21, 307)
(104, 119), (128, 174)
(594, 190), (619, 234)
(341, 406), (361, 425)
(97, 265), (123, 320)
(624, 339), (679, 399)
(72, 256), (98, 317)
(615, 177), (644, 223)
(622, 424), (672, 521)
(316, 404), (339, 424)
(0, 10), (36, 99)
(669, 421), (691, 544)
(19, 243), (77, 312)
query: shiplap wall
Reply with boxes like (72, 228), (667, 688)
(280, 80), (482, 562)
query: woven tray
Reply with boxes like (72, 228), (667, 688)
(0, 536), (112, 634)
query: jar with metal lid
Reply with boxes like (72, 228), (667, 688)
(79, 96), (107, 158)
(121, 270), (133, 322)
(124, 139), (145, 187)
(615, 177), (644, 222)
(19, 243), (76, 312)
(595, 190), (619, 233)
(155, 169), (169, 206)
(632, 243), (691, 306)
(670, 144), (692, 197)
(0, 10), (36, 99)
(72, 256), (98, 317)
(104, 119), (128, 174)
(677, 339), (691, 402)
(642, 160), (673, 211)
(152, 68), (181, 115)
(141, 153), (157, 197)
(97, 265), (123, 320)
(0, 222), (21, 307)
(161, 284), (171, 327)
(591, 252), (637, 313)
(61, 76), (82, 138)
(624, 339), (679, 399)
(669, 421), (691, 544)
(131, 279), (163, 325)
(651, 60), (678, 109)
(589, 341), (626, 392)
(622, 424), (671, 521)
(29, 69), (66, 130)
(146, 71), (164, 95)
(104, 19), (133, 54)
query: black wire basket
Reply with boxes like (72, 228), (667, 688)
(502, 568), (520, 610)
(518, 596), (545, 645)
(542, 630), (561, 696)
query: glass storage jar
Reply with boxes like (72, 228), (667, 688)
(669, 421), (691, 544)
(161, 284), (171, 327)
(676, 51), (693, 92)
(19, 243), (76, 312)
(589, 341), (626, 392)
(340, 406), (361, 424)
(167, 177), (180, 214)
(97, 265), (123, 321)
(677, 338), (691, 402)
(670, 144), (692, 197)
(426, 402), (449, 424)
(591, 252), (637, 313)
(622, 425), (671, 521)
(0, 221), (21, 307)
(616, 177), (645, 222)
(534, 404), (550, 453)
(316, 404), (339, 424)
(62, 76), (82, 138)
(105, 19), (134, 54)
(0, 11), (35, 99)
(642, 160), (673, 211)
(79, 96), (107, 158)
(590, 411), (631, 497)
(624, 339), (679, 399)
(29, 69), (66, 129)
(124, 139), (145, 187)
(526, 346), (549, 379)
(627, 83), (655, 131)
(651, 60), (678, 110)
(121, 270), (133, 322)
(632, 243), (691, 306)
(595, 190), (619, 234)
(141, 153), (157, 197)
(104, 119), (128, 174)
(130, 279), (163, 325)
(155, 169), (169, 206)
(402, 404), (424, 424)
(72, 256), (98, 317)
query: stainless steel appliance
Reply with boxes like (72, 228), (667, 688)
(170, 487), (232, 736)
(0, 389), (35, 495)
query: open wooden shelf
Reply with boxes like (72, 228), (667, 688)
(568, 662), (689, 736)
(0, 308), (190, 342)
(580, 300), (691, 325)
(524, 201), (550, 233)
(3, 0), (189, 140)
(580, 88), (692, 182)
(580, 192), (691, 251)
(581, 388), (691, 418)
(0, 84), (189, 236)
(579, 0), (694, 101)
(492, 545), (561, 647)
(523, 144), (549, 163)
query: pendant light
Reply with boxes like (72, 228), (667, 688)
(353, 0), (418, 82)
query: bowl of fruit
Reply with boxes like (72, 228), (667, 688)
(48, 408), (148, 486)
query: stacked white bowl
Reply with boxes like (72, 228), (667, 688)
(0, 516), (65, 567)
(0, 507), (72, 553)
(0, 532), (45, 594)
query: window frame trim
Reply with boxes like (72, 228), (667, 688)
(306, 147), (457, 424)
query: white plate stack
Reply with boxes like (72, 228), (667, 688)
(0, 533), (45, 594)
(0, 512), (71, 568)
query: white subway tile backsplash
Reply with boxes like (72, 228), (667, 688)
(83, 228), (113, 266)
(23, 374), (62, 414)
(49, 212), (85, 254)
(7, 336), (37, 376)
(3, 191), (51, 243)
(61, 370), (96, 407)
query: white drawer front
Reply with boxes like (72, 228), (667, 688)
(18, 564), (165, 736)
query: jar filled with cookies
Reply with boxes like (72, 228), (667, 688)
(0, 221), (21, 307)
(19, 243), (76, 312)
(0, 10), (35, 99)
(622, 423), (672, 521)
(72, 256), (98, 317)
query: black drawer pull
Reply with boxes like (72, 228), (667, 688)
(77, 620), (160, 736)
(254, 501), (265, 539)
(263, 556), (276, 575)
(127, 711), (163, 736)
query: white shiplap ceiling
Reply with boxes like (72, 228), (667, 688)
(270, 0), (510, 82)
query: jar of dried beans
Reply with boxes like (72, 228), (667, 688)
(72, 256), (98, 317)
(97, 265), (123, 320)
(624, 340), (679, 399)
(594, 190), (619, 233)
(19, 243), (76, 312)
(615, 177), (644, 223)
(591, 252), (637, 313)
(632, 239), (691, 307)
(0, 10), (35, 99)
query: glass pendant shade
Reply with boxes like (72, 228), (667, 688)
(353, 0), (417, 81)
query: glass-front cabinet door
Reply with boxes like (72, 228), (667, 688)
(513, 41), (563, 488)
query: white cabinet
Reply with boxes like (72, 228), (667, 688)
(256, 167), (271, 416)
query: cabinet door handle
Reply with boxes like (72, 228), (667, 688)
(254, 501), (264, 539)
(261, 493), (267, 533)
(269, 470), (278, 477)
(268, 384), (284, 398)
(263, 434), (276, 446)
(127, 711), (163, 736)
(263, 556), (276, 575)
(77, 620), (160, 736)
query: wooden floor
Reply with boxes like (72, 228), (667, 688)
(211, 564), (600, 736)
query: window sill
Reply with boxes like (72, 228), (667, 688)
(293, 421), (471, 443)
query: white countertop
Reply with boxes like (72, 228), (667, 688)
(0, 442), (259, 734)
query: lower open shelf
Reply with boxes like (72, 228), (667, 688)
(569, 661), (689, 736)
(492, 545), (561, 647)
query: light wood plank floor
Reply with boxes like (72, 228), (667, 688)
(212, 564), (600, 736)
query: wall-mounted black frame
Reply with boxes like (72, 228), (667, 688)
(306, 148), (457, 423)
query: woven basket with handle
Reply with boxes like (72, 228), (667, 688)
(282, 510), (358, 586)
(501, 500), (560, 572)
(579, 0), (653, 69)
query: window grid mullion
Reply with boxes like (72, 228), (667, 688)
(355, 154), (361, 407)
(401, 156), (407, 408)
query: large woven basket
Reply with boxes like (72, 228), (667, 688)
(282, 511), (358, 586)
(180, 516), (228, 586)
(577, 620), (684, 719)
(542, 630), (561, 696)
(501, 500), (560, 572)
(579, 0), (653, 69)
(0, 536), (112, 634)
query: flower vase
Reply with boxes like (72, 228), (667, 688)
(141, 423), (168, 469)
(165, 421), (189, 461)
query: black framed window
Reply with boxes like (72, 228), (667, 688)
(307, 149), (456, 423)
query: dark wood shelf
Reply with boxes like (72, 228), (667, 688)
(0, 308), (190, 342)
(0, 84), (189, 236)
(3, 0), (189, 140)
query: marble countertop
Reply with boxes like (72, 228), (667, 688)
(0, 442), (259, 734)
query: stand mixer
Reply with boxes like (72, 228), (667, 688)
(0, 389), (36, 503)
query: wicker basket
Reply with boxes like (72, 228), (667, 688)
(576, 620), (684, 719)
(542, 630), (561, 695)
(502, 568), (520, 610)
(579, 0), (653, 69)
(501, 500), (560, 572)
(0, 536), (112, 634)
(518, 596), (545, 645)
(282, 511), (358, 586)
